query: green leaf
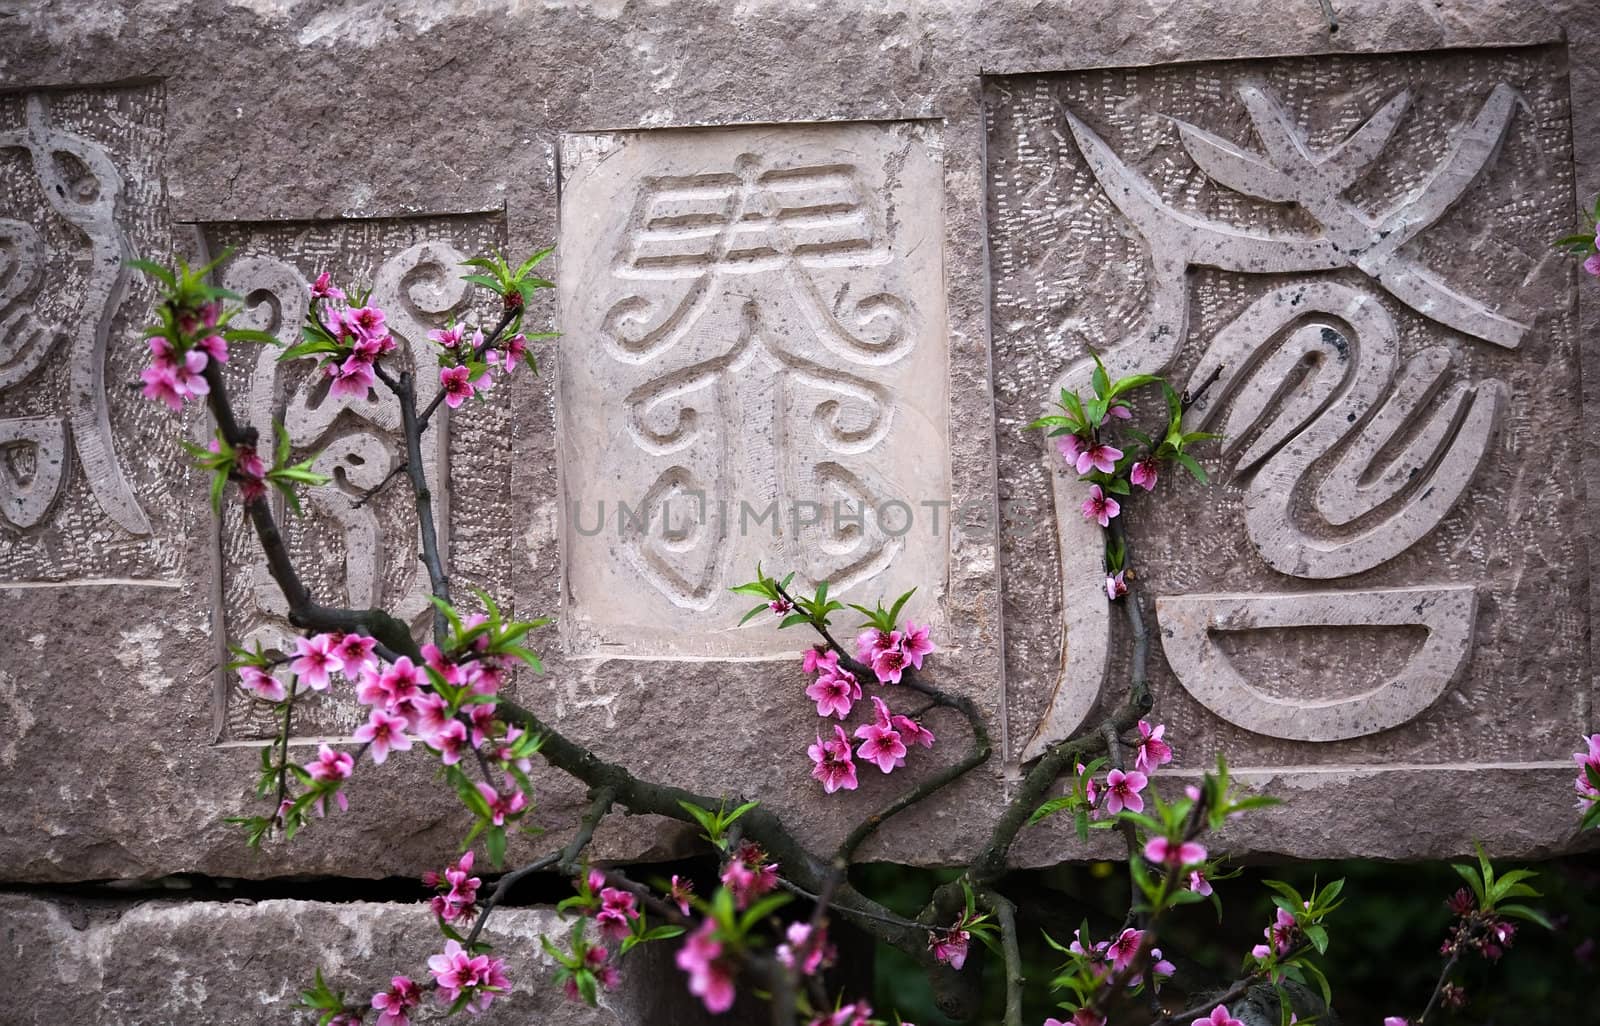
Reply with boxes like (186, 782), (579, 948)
(485, 825), (507, 868)
(281, 338), (341, 361)
(463, 273), (505, 293)
(1028, 795), (1076, 825)
(888, 587), (916, 626)
(224, 327), (283, 346)
(514, 246), (556, 279)
(1303, 922), (1329, 953)
(1498, 903), (1554, 930)
(1172, 450), (1209, 484)
(1109, 372), (1160, 398)
(128, 258), (178, 287)
(778, 612), (810, 629)
(1451, 862), (1486, 905)
(738, 603), (770, 626)
(1090, 360), (1110, 401)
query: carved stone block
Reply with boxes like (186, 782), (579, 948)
(557, 122), (951, 659)
(987, 47), (1587, 840)
(0, 85), (175, 579)
(204, 215), (509, 741)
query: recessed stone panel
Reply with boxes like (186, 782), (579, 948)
(0, 84), (177, 580)
(557, 122), (951, 659)
(203, 215), (509, 741)
(987, 45), (1587, 802)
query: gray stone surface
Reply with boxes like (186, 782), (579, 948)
(0, 893), (661, 1025)
(0, 0), (1595, 890)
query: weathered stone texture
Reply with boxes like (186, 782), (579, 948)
(0, 894), (657, 1025)
(987, 45), (1590, 856)
(558, 121), (951, 658)
(204, 215), (509, 741)
(0, 0), (1595, 893)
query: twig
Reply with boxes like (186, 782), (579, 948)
(416, 306), (518, 431)
(271, 677), (299, 826)
(351, 459), (408, 509)
(1418, 946), (1463, 1024)
(1180, 362), (1225, 412)
(393, 369), (451, 641)
(983, 891), (1025, 1026)
(463, 850), (562, 947)
(1315, 0), (1338, 34)
(559, 787), (616, 874)
(775, 877), (925, 932)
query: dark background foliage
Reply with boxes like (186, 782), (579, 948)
(858, 852), (1600, 1025)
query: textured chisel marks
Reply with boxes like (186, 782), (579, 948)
(986, 47), (1585, 765)
(558, 122), (951, 659)
(206, 215), (507, 741)
(0, 85), (178, 581)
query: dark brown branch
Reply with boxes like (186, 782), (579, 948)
(270, 677), (299, 826)
(351, 459), (407, 509)
(393, 369), (452, 641)
(463, 851), (562, 948)
(199, 360), (420, 659)
(559, 787), (616, 874)
(983, 890), (1024, 1026)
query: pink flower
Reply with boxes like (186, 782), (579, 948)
(871, 635), (909, 684)
(238, 665), (286, 702)
(856, 627), (895, 663)
(769, 597), (794, 615)
(196, 334), (229, 365)
(721, 841), (779, 908)
(1057, 433), (1086, 468)
(1573, 733), (1600, 799)
(349, 305), (387, 339)
(1150, 947), (1176, 981)
(1384, 1019), (1410, 1026)
(1107, 927), (1144, 971)
(1102, 768), (1147, 814)
(439, 365), (475, 408)
(1108, 403), (1132, 420)
(1260, 906), (1297, 956)
(777, 922), (834, 976)
(148, 336), (178, 370)
(669, 874), (695, 916)
(331, 633), (379, 677)
(357, 657), (424, 714)
(353, 709), (411, 764)
(290, 633), (339, 691)
(1192, 1007), (1245, 1026)
(1081, 483), (1120, 527)
(370, 976), (420, 1026)
(310, 271), (345, 300)
(500, 333), (529, 374)
(806, 664), (860, 719)
(328, 355), (376, 400)
(854, 696), (908, 773)
(425, 718), (469, 765)
(427, 324), (466, 348)
(1130, 457), (1159, 491)
(1075, 441), (1122, 475)
(929, 927), (970, 969)
(475, 782), (529, 826)
(1188, 869), (1213, 896)
(349, 332), (394, 363)
(174, 349), (210, 399)
(893, 715), (936, 749)
(1144, 835), (1207, 868)
(810, 724), (860, 793)
(1134, 720), (1173, 774)
(676, 920), (737, 1013)
(1585, 253), (1600, 277)
(427, 940), (509, 1013)
(306, 743), (355, 783)
(595, 887), (640, 941)
(1105, 571), (1127, 600)
(899, 621), (936, 669)
(141, 364), (183, 411)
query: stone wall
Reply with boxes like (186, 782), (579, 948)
(2, 1), (1598, 1021)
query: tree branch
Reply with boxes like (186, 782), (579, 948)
(983, 890), (1024, 1026)
(463, 850), (562, 948)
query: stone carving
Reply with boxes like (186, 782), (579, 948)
(208, 218), (505, 741)
(559, 123), (950, 658)
(1, 86), (175, 581)
(986, 49), (1582, 763)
